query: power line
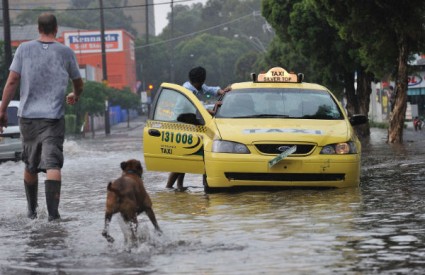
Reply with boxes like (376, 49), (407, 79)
(135, 12), (256, 49)
(68, 12), (259, 59)
(3, 0), (197, 11)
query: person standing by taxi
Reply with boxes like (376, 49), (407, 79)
(166, 66), (230, 189)
(0, 13), (84, 221)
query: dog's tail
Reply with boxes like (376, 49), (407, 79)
(107, 182), (121, 196)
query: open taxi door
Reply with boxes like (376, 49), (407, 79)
(143, 83), (213, 174)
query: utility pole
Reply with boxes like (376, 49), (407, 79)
(99, 0), (110, 135)
(2, 0), (12, 68)
(145, 0), (149, 46)
(170, 0), (175, 82)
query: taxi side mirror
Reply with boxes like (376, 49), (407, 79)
(349, 114), (368, 126)
(177, 113), (203, 125)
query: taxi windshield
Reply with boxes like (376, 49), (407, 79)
(215, 88), (344, 119)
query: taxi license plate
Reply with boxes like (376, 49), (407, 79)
(268, 145), (297, 168)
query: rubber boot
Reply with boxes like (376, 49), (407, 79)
(24, 181), (38, 219)
(45, 180), (61, 221)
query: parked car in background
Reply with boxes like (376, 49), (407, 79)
(0, 100), (22, 162)
(143, 67), (367, 192)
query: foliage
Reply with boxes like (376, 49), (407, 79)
(315, 0), (425, 77)
(315, 0), (425, 143)
(139, 0), (274, 89)
(173, 33), (252, 85)
(135, 35), (173, 93)
(65, 114), (77, 135)
(261, 0), (362, 97)
(66, 81), (107, 116)
(369, 120), (389, 129)
(15, 7), (54, 25)
(65, 80), (139, 133)
(13, 0), (136, 36)
(106, 87), (140, 110)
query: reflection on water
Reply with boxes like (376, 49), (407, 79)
(0, 127), (424, 274)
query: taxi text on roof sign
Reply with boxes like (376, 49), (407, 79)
(255, 67), (302, 83)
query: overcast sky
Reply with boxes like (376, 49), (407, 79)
(154, 0), (207, 35)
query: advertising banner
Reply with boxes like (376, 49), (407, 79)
(64, 30), (123, 53)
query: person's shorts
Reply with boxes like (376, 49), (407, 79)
(19, 118), (65, 174)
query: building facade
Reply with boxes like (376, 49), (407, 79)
(63, 29), (137, 92)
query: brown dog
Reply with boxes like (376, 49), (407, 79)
(102, 159), (161, 244)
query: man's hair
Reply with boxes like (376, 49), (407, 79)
(189, 66), (206, 84)
(38, 13), (57, 35)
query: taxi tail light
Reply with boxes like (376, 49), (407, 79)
(320, 142), (357, 155)
(212, 140), (250, 154)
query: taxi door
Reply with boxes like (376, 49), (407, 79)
(143, 83), (213, 174)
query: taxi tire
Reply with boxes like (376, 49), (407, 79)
(203, 174), (211, 193)
(203, 174), (224, 193)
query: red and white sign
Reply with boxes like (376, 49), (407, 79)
(408, 73), (424, 88)
(64, 30), (123, 54)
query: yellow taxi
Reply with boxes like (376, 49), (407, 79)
(143, 67), (367, 192)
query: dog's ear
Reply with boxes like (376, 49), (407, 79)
(120, 161), (127, 171)
(137, 162), (143, 173)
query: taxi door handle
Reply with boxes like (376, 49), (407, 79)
(148, 129), (161, 137)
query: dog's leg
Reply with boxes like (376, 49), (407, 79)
(102, 213), (115, 243)
(145, 207), (161, 232)
(129, 217), (138, 244)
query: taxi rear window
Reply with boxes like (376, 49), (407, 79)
(215, 88), (344, 119)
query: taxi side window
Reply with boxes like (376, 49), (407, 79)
(154, 88), (197, 122)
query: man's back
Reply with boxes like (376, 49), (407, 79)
(10, 40), (80, 119)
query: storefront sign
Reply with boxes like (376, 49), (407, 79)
(64, 30), (124, 53)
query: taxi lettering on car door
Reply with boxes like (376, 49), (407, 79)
(143, 83), (212, 174)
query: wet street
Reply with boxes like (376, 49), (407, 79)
(1, 116), (425, 274)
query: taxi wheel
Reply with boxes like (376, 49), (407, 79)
(203, 174), (216, 193)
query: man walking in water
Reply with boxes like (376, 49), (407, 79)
(0, 13), (83, 221)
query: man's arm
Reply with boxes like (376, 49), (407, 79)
(203, 84), (232, 96)
(66, 78), (84, 105)
(0, 71), (20, 133)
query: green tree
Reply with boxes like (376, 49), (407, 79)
(15, 7), (54, 25)
(65, 81), (139, 134)
(13, 1), (136, 36)
(173, 33), (251, 86)
(152, 0), (273, 87)
(262, 0), (373, 136)
(109, 87), (140, 127)
(316, 0), (425, 143)
(135, 36), (172, 93)
(65, 81), (107, 135)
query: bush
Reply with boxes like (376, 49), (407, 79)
(369, 120), (388, 129)
(369, 120), (408, 129)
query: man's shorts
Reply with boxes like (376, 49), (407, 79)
(19, 117), (65, 174)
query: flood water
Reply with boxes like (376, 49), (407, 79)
(1, 119), (425, 274)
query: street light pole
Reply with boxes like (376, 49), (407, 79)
(99, 0), (110, 135)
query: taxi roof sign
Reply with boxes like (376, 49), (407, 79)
(253, 67), (303, 83)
